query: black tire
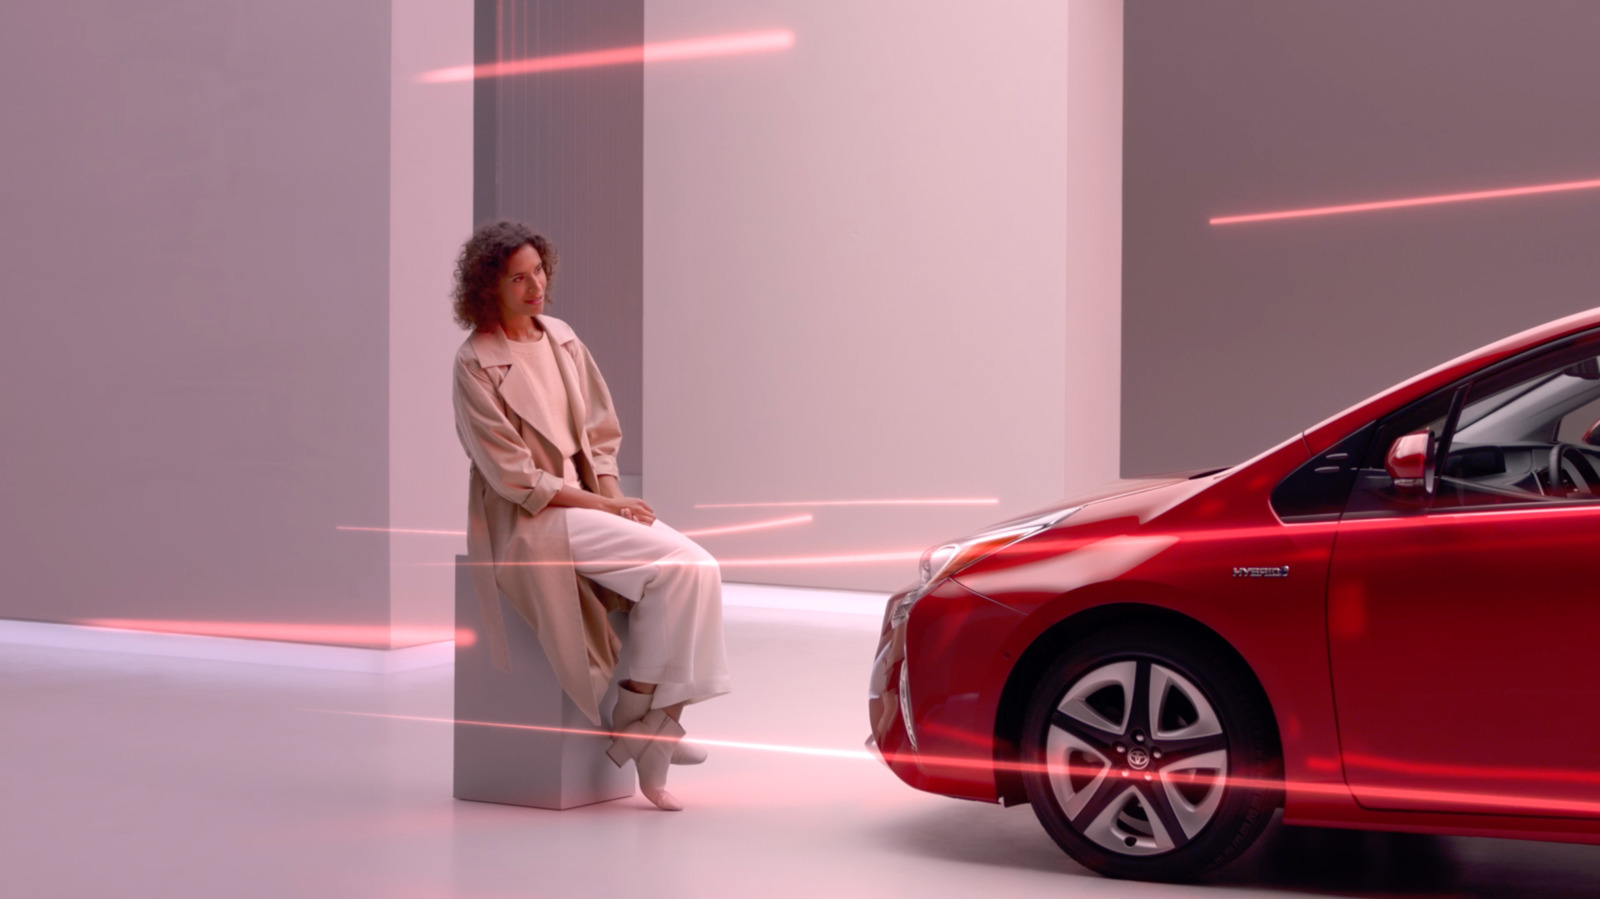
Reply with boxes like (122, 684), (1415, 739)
(1020, 625), (1280, 881)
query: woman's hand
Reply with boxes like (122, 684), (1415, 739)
(606, 496), (656, 526)
(549, 482), (655, 524)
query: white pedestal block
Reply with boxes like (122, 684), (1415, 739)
(452, 555), (635, 810)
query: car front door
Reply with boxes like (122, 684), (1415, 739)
(1327, 335), (1600, 817)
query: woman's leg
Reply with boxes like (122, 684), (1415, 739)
(613, 683), (683, 723)
(563, 508), (729, 807)
(562, 508), (731, 709)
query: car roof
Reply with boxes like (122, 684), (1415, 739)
(1301, 305), (1600, 454)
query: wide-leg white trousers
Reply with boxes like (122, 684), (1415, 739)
(561, 507), (731, 710)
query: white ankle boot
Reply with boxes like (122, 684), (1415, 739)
(606, 686), (685, 811)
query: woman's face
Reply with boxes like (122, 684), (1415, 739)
(495, 243), (548, 324)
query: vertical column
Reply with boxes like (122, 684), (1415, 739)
(389, 0), (475, 645)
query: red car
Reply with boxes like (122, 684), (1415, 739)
(868, 307), (1600, 881)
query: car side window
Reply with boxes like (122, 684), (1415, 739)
(1270, 424), (1375, 522)
(1347, 335), (1600, 518)
(1438, 349), (1600, 509)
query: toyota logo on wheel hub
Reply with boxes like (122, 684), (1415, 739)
(1127, 747), (1150, 770)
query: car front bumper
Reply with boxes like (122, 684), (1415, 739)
(867, 580), (1024, 802)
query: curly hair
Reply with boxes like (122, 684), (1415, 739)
(452, 221), (557, 331)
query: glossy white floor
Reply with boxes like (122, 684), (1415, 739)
(4, 590), (1599, 899)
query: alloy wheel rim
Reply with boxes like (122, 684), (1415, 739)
(1045, 659), (1229, 856)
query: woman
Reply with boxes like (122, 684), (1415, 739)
(450, 220), (729, 811)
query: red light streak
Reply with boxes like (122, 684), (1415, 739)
(1343, 783), (1600, 817)
(338, 526), (466, 536)
(1343, 751), (1600, 788)
(428, 550), (921, 568)
(311, 710), (874, 760)
(308, 710), (1600, 816)
(1002, 500), (1600, 555)
(1210, 174), (1600, 225)
(695, 498), (999, 509)
(959, 764), (1600, 817)
(80, 619), (474, 648)
(418, 29), (795, 84)
(337, 514), (813, 540)
(1338, 502), (1600, 529)
(714, 550), (920, 567)
(337, 502), (1579, 576)
(678, 513), (813, 538)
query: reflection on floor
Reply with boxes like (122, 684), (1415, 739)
(2, 598), (1598, 898)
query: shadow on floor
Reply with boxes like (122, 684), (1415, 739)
(872, 800), (1087, 878)
(1216, 821), (1600, 898)
(881, 802), (1600, 897)
(1213, 820), (1462, 896)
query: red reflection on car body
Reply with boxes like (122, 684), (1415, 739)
(695, 497), (999, 509)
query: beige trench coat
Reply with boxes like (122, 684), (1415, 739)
(451, 316), (628, 726)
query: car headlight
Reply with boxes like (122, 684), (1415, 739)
(889, 505), (1083, 627)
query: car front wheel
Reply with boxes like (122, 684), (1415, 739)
(1020, 626), (1280, 881)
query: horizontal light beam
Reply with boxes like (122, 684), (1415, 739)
(341, 514), (813, 541)
(695, 498), (999, 509)
(310, 710), (874, 760)
(427, 550), (921, 568)
(678, 513), (813, 538)
(709, 550), (920, 567)
(1343, 750), (1600, 788)
(79, 619), (473, 647)
(309, 711), (1600, 815)
(338, 526), (466, 536)
(1210, 174), (1600, 225)
(418, 29), (795, 84)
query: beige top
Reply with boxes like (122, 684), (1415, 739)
(505, 332), (582, 486)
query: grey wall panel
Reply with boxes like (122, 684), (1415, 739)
(475, 0), (644, 478)
(0, 0), (392, 637)
(1122, 0), (1600, 475)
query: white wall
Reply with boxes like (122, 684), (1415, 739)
(642, 0), (1123, 591)
(0, 0), (395, 637)
(388, 1), (475, 645)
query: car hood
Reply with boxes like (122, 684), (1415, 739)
(986, 470), (1229, 547)
(1061, 471), (1224, 528)
(953, 474), (1222, 596)
(967, 477), (1190, 536)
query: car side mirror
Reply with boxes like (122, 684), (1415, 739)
(1385, 429), (1437, 495)
(1584, 417), (1600, 448)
